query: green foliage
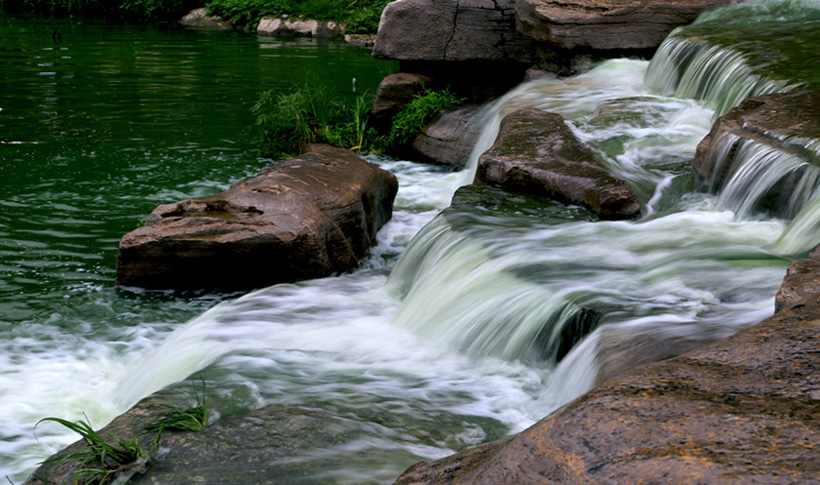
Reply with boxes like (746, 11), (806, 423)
(388, 87), (465, 147)
(145, 381), (208, 433)
(205, 0), (389, 32)
(0, 0), (200, 21)
(252, 81), (377, 159)
(35, 415), (155, 485)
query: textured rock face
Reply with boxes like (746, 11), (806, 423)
(694, 90), (820, 193)
(394, 298), (820, 484)
(257, 17), (345, 37)
(412, 104), (486, 167)
(116, 145), (398, 291)
(515, 0), (732, 51)
(373, 0), (538, 63)
(775, 245), (820, 312)
(475, 108), (640, 219)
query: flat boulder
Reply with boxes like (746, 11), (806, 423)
(515, 0), (732, 51)
(116, 145), (398, 291)
(395, 296), (820, 484)
(372, 0), (538, 63)
(475, 108), (640, 219)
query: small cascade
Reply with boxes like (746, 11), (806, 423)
(645, 0), (820, 117)
(387, 214), (598, 363)
(645, 38), (790, 117)
(718, 138), (820, 222)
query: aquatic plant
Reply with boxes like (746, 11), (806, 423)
(146, 381), (209, 433)
(35, 415), (156, 484)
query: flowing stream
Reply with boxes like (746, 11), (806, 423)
(3, 1), (820, 482)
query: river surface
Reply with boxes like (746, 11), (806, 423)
(2, 1), (819, 483)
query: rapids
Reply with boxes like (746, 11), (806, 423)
(3, 0), (820, 482)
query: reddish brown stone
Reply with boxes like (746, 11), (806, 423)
(475, 108), (640, 219)
(116, 145), (398, 291)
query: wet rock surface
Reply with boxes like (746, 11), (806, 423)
(373, 0), (538, 63)
(776, 245), (820, 312)
(515, 0), (732, 51)
(475, 108), (640, 219)
(693, 90), (820, 193)
(394, 296), (820, 484)
(26, 388), (362, 485)
(116, 145), (398, 291)
(412, 104), (486, 167)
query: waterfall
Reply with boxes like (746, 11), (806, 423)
(645, 37), (791, 117)
(645, 0), (820, 117)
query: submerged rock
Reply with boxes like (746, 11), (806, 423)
(116, 145), (398, 291)
(515, 0), (732, 51)
(475, 108), (640, 220)
(25, 383), (363, 485)
(693, 90), (820, 193)
(394, 296), (820, 484)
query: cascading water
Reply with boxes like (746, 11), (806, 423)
(5, 0), (820, 482)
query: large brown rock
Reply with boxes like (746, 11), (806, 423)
(694, 90), (820, 193)
(775, 245), (820, 312)
(395, 297), (820, 484)
(515, 0), (732, 51)
(475, 108), (640, 219)
(116, 145), (398, 291)
(373, 0), (538, 63)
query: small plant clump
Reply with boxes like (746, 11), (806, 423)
(252, 81), (377, 159)
(387, 87), (465, 147)
(204, 0), (391, 33)
(35, 415), (155, 485)
(35, 382), (208, 484)
(146, 382), (208, 433)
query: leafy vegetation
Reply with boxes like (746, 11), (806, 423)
(387, 87), (465, 147)
(146, 381), (208, 433)
(204, 0), (391, 33)
(35, 384), (208, 484)
(253, 82), (465, 159)
(0, 0), (201, 21)
(35, 415), (156, 484)
(252, 81), (378, 159)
